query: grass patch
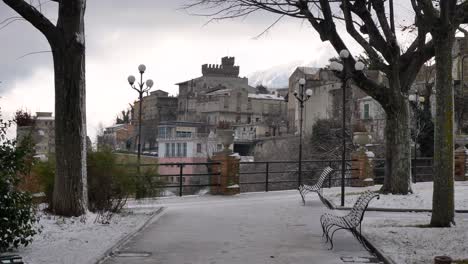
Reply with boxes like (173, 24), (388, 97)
(453, 260), (468, 264)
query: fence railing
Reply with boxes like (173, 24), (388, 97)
(118, 162), (221, 197)
(116, 157), (434, 197)
(373, 157), (434, 184)
(239, 159), (357, 193)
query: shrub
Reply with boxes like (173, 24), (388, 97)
(32, 157), (55, 208)
(87, 149), (135, 214)
(134, 166), (162, 199)
(35, 148), (163, 221)
(0, 111), (38, 252)
(14, 110), (35, 127)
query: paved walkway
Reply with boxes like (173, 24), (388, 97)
(104, 191), (377, 264)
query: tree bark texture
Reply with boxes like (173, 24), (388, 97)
(382, 101), (412, 194)
(431, 32), (455, 227)
(51, 1), (88, 217)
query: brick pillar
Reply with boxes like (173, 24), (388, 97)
(210, 151), (240, 195)
(455, 147), (468, 181)
(351, 149), (375, 187)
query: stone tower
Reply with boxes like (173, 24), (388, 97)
(201, 56), (240, 77)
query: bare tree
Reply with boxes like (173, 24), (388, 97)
(116, 109), (131, 124)
(186, 0), (434, 194)
(3, 0), (88, 216)
(412, 0), (468, 227)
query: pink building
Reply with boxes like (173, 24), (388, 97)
(157, 121), (218, 193)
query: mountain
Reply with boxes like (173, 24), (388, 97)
(248, 61), (320, 89)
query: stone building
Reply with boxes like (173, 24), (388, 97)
(97, 123), (135, 151)
(16, 112), (55, 159)
(288, 67), (387, 144)
(176, 56), (287, 129)
(132, 89), (178, 151)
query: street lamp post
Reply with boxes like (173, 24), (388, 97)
(128, 64), (154, 169)
(330, 50), (365, 207)
(409, 92), (425, 169)
(292, 78), (313, 188)
(409, 92), (425, 183)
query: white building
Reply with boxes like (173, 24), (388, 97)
(157, 121), (217, 159)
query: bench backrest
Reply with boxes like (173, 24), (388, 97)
(346, 190), (379, 226)
(314, 166), (334, 188)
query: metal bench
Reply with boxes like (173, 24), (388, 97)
(298, 166), (334, 205)
(320, 190), (379, 249)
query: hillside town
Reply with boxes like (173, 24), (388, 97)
(3, 1), (468, 264)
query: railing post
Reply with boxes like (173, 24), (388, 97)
(265, 162), (269, 192)
(179, 164), (183, 197)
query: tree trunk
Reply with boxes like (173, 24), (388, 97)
(431, 32), (455, 227)
(381, 96), (412, 194)
(52, 1), (88, 217)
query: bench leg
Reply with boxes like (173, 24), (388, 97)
(328, 227), (345, 250)
(299, 187), (306, 205)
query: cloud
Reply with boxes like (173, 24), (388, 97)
(4, 0), (412, 141)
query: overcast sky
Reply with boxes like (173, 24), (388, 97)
(0, 0), (417, 141)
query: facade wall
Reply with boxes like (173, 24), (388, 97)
(16, 112), (55, 158)
(132, 90), (178, 150)
(303, 83), (339, 134)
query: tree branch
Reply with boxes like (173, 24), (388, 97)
(348, 0), (393, 63)
(341, 0), (388, 72)
(2, 0), (57, 42)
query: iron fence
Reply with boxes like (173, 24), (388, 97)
(115, 157), (434, 197)
(373, 157), (433, 184)
(117, 162), (221, 197)
(239, 159), (357, 193)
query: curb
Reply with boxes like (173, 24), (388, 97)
(321, 195), (468, 213)
(360, 234), (398, 264)
(94, 207), (167, 264)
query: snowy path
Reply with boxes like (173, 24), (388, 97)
(104, 191), (376, 264)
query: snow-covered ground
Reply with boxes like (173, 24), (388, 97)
(323, 181), (468, 210)
(363, 212), (468, 264)
(10, 207), (159, 264)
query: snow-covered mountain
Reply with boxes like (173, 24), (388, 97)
(248, 61), (320, 89)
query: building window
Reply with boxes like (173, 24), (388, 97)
(183, 143), (187, 157)
(165, 143), (170, 157)
(364, 104), (370, 119)
(176, 131), (192, 138)
(159, 127), (167, 139)
(171, 143), (176, 157)
(256, 117), (260, 123)
(247, 117), (251, 123)
(183, 177), (186, 183)
(177, 143), (181, 157)
(197, 143), (202, 153)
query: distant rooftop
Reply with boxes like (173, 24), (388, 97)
(35, 112), (54, 120)
(248, 93), (284, 101)
(297, 67), (320, 76)
(159, 121), (209, 127)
